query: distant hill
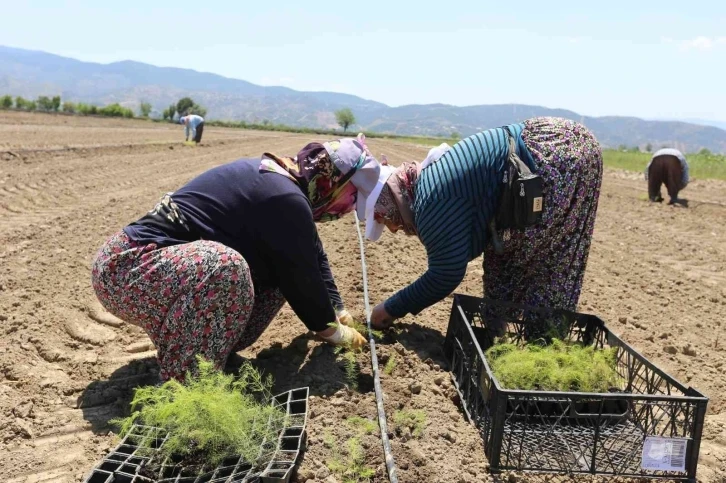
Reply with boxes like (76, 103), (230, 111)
(1, 45), (725, 153)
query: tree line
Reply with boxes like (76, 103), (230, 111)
(0, 95), (207, 121)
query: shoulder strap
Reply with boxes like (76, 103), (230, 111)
(504, 127), (533, 176)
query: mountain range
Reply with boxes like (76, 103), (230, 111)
(1, 45), (725, 153)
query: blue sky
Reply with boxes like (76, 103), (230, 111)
(1, 0), (725, 121)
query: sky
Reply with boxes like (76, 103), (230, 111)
(1, 0), (725, 122)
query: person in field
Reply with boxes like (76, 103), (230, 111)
(340, 117), (603, 329)
(179, 114), (205, 144)
(91, 139), (387, 381)
(645, 148), (689, 204)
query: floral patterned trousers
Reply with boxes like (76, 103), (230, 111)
(91, 231), (285, 381)
(484, 117), (603, 315)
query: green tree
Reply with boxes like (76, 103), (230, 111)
(162, 104), (176, 122)
(139, 102), (152, 118)
(26, 100), (37, 111)
(698, 148), (712, 156)
(62, 102), (76, 113)
(99, 103), (134, 118)
(450, 132), (461, 141)
(176, 97), (195, 116)
(645, 143), (652, 152)
(0, 95), (12, 109)
(51, 96), (61, 112)
(36, 96), (54, 111)
(190, 103), (207, 117)
(15, 96), (27, 109)
(334, 108), (356, 132)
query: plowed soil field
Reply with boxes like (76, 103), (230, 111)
(1, 111), (724, 483)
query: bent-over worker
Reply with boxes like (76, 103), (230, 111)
(91, 141), (382, 380)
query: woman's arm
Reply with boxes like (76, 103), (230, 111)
(383, 197), (474, 318)
(316, 236), (345, 312)
(259, 192), (338, 332)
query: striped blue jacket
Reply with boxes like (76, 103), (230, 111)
(384, 122), (535, 318)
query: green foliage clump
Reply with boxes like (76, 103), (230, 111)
(62, 101), (76, 113)
(383, 354), (397, 375)
(176, 97), (206, 117)
(392, 410), (426, 438)
(346, 416), (377, 435)
(99, 103), (134, 118)
(111, 356), (285, 467)
(139, 102), (152, 118)
(76, 103), (97, 115)
(334, 108), (356, 133)
(1, 95), (13, 109)
(36, 95), (54, 111)
(485, 339), (622, 392)
(324, 431), (375, 483)
(163, 104), (177, 122)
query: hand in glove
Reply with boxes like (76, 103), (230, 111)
(318, 323), (366, 350)
(336, 309), (357, 327)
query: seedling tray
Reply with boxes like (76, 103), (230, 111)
(443, 294), (708, 481)
(84, 387), (309, 483)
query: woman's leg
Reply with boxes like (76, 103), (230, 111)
(91, 233), (255, 380)
(648, 159), (665, 202)
(484, 117), (603, 316)
(232, 287), (286, 352)
(663, 157), (683, 203)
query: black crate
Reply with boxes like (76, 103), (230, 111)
(84, 388), (309, 483)
(443, 294), (709, 482)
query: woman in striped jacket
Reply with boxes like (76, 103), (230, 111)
(359, 117), (603, 329)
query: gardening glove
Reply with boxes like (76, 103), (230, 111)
(319, 324), (367, 350)
(336, 309), (357, 327)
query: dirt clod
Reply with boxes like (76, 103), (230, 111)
(13, 401), (34, 419)
(683, 345), (697, 357)
(409, 382), (422, 395)
(315, 465), (331, 480)
(664, 345), (679, 355)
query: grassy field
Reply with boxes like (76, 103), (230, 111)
(602, 149), (726, 180)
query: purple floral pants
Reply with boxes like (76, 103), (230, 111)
(91, 231), (285, 381)
(484, 117), (603, 312)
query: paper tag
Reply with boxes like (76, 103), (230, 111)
(532, 197), (543, 212)
(641, 436), (687, 472)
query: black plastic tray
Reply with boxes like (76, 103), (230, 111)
(443, 294), (708, 482)
(84, 388), (309, 483)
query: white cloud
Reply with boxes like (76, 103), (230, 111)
(679, 36), (726, 51)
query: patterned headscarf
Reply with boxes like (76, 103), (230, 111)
(373, 161), (421, 236)
(260, 142), (362, 222)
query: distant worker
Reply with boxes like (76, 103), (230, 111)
(180, 114), (205, 144)
(645, 148), (689, 204)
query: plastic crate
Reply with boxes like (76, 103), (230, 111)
(443, 294), (708, 482)
(84, 388), (309, 483)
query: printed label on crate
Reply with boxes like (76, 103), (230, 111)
(641, 436), (688, 472)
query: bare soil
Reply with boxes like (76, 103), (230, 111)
(0, 111), (724, 483)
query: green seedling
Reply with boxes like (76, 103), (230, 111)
(392, 410), (427, 438)
(383, 354), (397, 375)
(111, 356), (285, 467)
(334, 347), (360, 391)
(324, 430), (375, 483)
(327, 322), (364, 391)
(346, 416), (378, 435)
(485, 338), (622, 392)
